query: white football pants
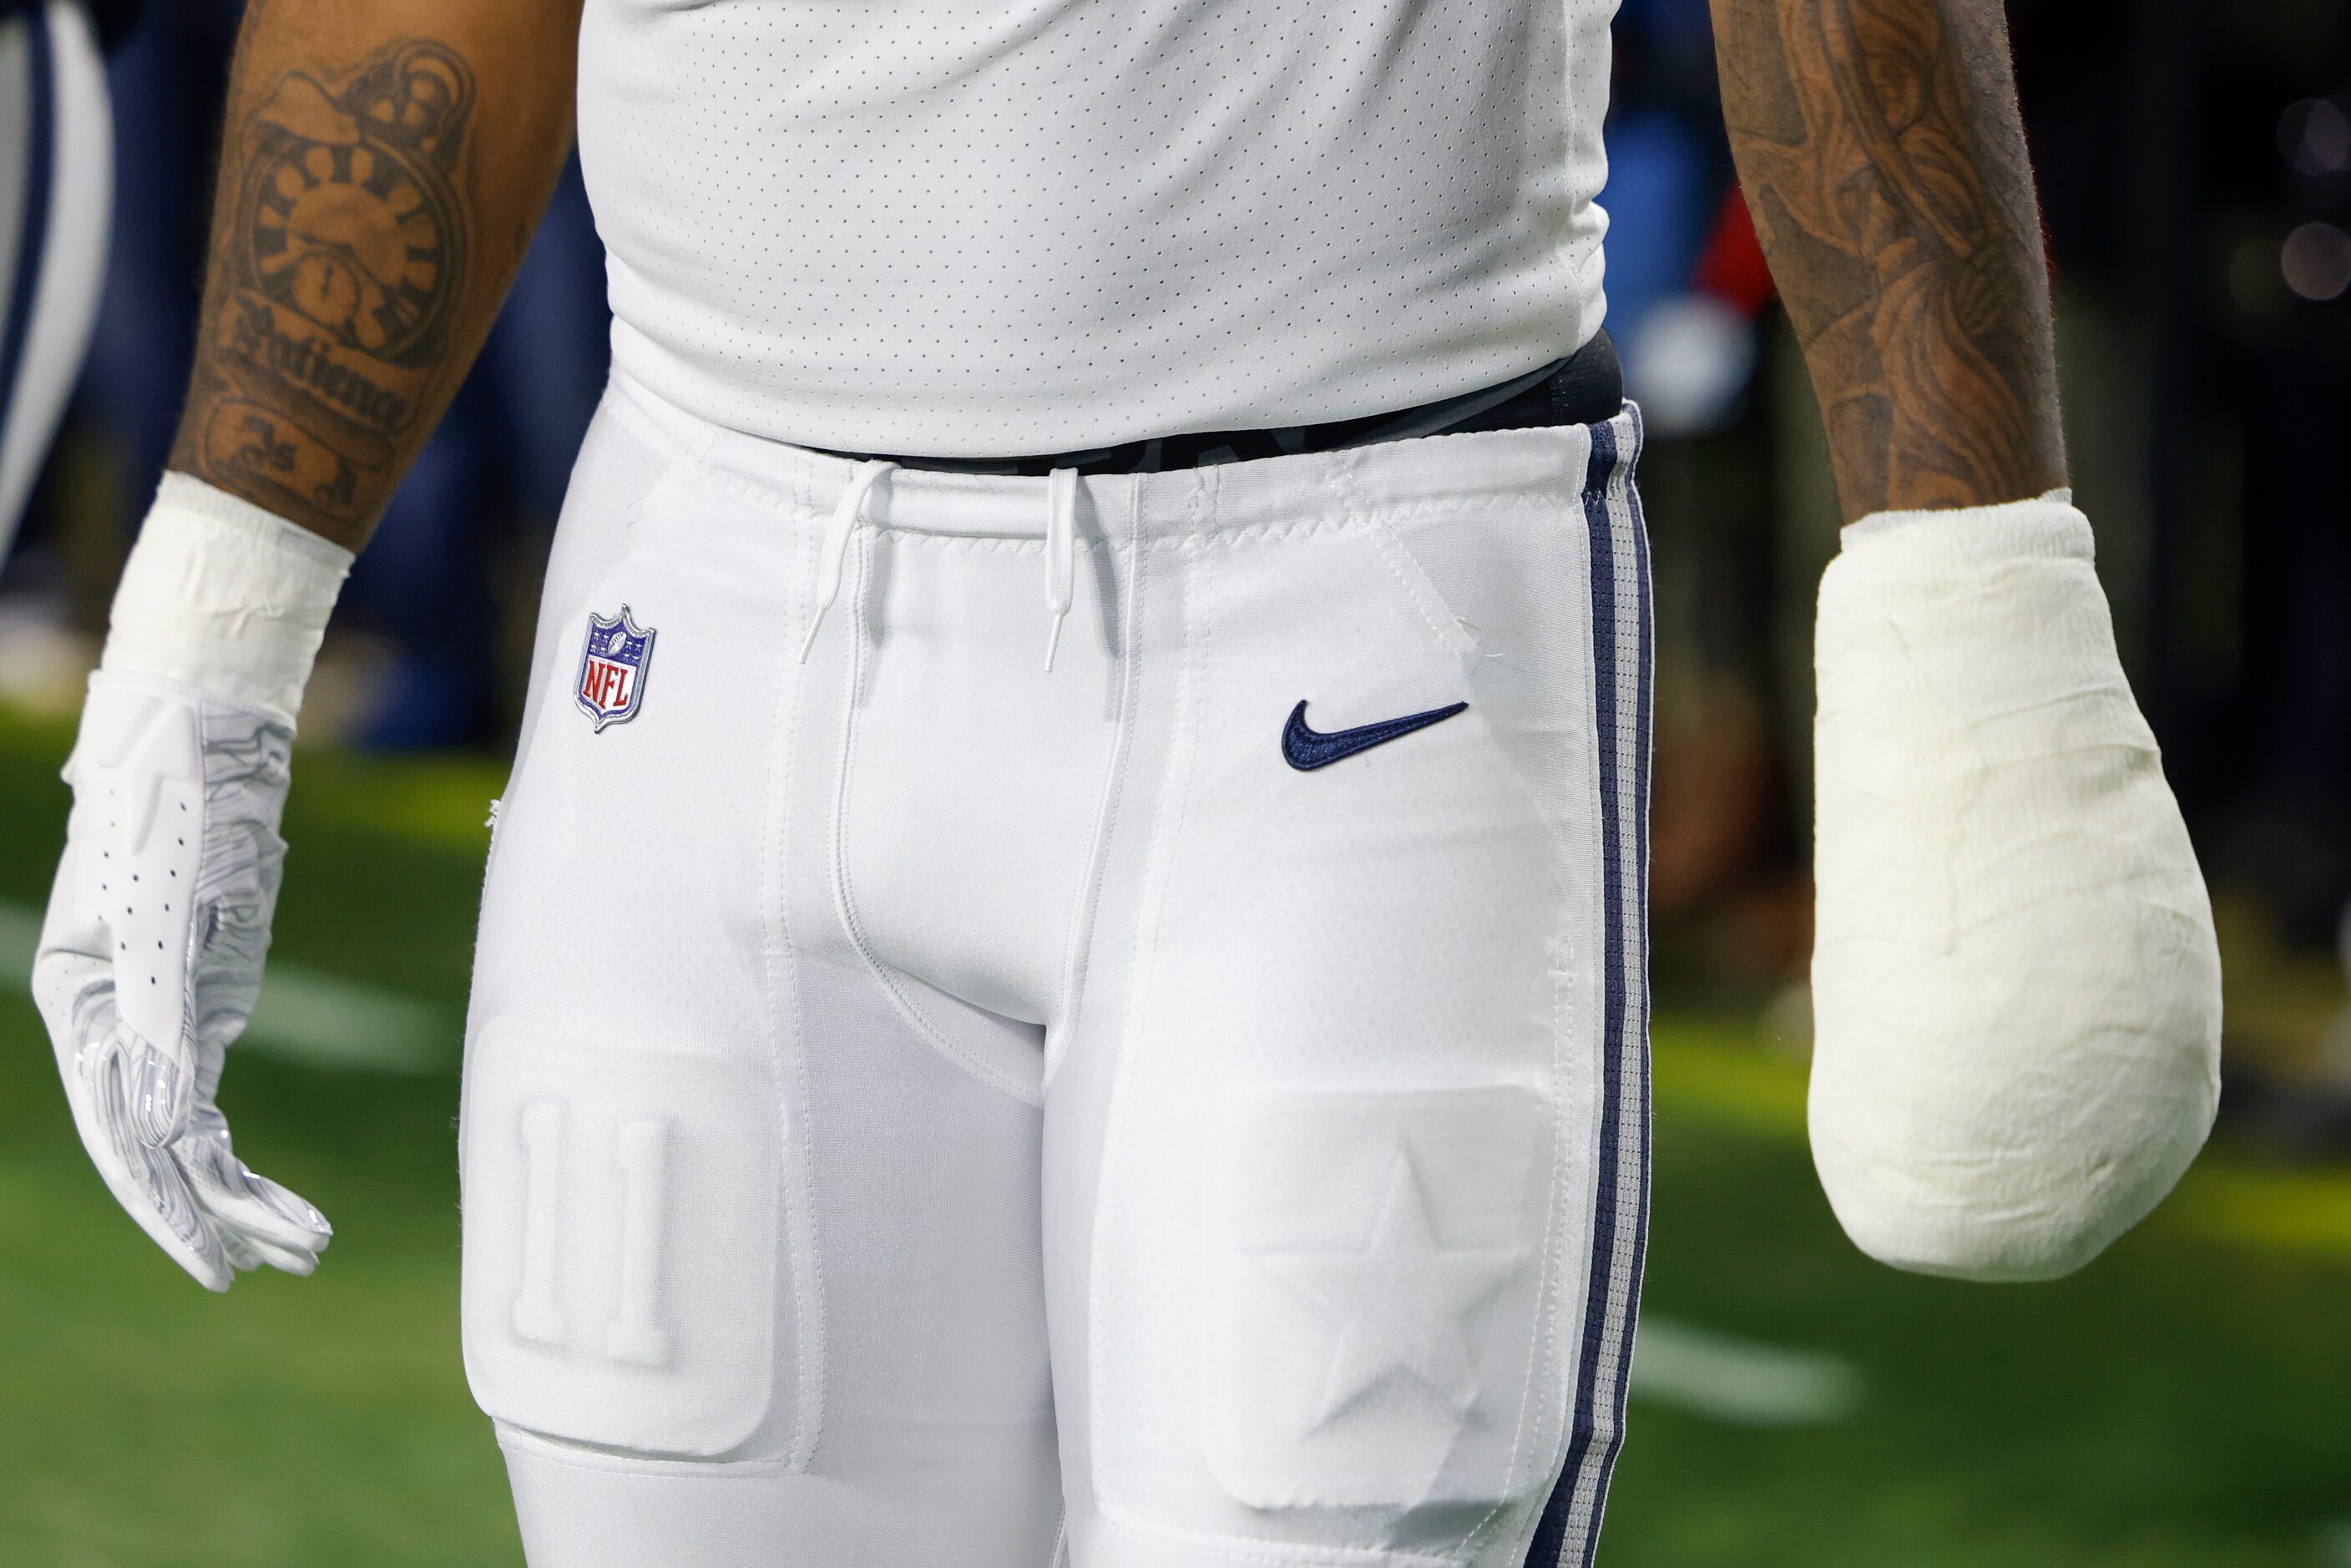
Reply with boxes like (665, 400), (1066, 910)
(460, 372), (1653, 1568)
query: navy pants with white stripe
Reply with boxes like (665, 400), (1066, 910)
(460, 372), (1653, 1568)
(0, 0), (109, 563)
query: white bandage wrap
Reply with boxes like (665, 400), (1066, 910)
(99, 473), (353, 726)
(1809, 493), (2222, 1282)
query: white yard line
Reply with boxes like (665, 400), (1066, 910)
(0, 902), (453, 1075)
(1631, 1317), (1863, 1426)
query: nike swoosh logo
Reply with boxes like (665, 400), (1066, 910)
(1282, 699), (1469, 771)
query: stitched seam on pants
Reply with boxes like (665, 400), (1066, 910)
(1139, 492), (1578, 552)
(1294, 492), (1580, 527)
(1044, 478), (1145, 1088)
(766, 472), (827, 1472)
(1086, 473), (1207, 1530)
(494, 1422), (797, 1479)
(1335, 463), (1484, 670)
(596, 382), (668, 457)
(1320, 442), (1479, 665)
(883, 531), (1090, 555)
(823, 527), (1044, 1109)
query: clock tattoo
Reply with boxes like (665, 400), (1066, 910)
(185, 39), (478, 527)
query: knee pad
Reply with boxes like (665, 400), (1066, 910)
(461, 1018), (791, 1458)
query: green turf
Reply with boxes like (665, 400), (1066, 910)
(0, 713), (518, 1567)
(1, 711), (2345, 1566)
(1618, 1037), (2351, 1568)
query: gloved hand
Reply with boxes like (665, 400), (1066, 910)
(36, 678), (328, 1287)
(33, 474), (350, 1290)
(1807, 493), (2222, 1282)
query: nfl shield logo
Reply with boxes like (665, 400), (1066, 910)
(575, 605), (655, 731)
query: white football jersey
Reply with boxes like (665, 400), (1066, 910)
(576, 0), (1619, 458)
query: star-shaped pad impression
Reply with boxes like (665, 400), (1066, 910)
(1256, 1144), (1525, 1430)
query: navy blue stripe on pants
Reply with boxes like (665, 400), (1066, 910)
(1523, 402), (1653, 1568)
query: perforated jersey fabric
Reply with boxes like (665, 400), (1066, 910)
(574, 0), (1619, 458)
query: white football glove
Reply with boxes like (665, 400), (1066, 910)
(1808, 493), (2222, 1282)
(33, 475), (350, 1291)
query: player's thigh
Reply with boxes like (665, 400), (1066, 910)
(1055, 423), (1651, 1567)
(460, 397), (1062, 1567)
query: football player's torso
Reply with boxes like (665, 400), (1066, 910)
(577, 0), (1620, 457)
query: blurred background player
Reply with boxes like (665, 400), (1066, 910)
(0, 0), (118, 559)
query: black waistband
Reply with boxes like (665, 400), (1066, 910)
(818, 328), (1622, 478)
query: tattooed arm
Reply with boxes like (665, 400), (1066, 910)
(29, 2), (587, 1292)
(168, 0), (585, 549)
(1710, 0), (2067, 520)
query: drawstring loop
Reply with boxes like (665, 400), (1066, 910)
(799, 461), (894, 664)
(800, 460), (1079, 673)
(1044, 468), (1078, 673)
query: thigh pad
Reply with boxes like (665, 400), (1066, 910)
(462, 1018), (786, 1458)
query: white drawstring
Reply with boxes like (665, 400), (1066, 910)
(799, 461), (894, 664)
(1044, 468), (1078, 673)
(801, 460), (1077, 672)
